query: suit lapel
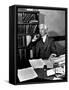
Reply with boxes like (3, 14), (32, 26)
(39, 36), (49, 50)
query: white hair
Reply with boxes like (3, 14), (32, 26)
(39, 24), (48, 30)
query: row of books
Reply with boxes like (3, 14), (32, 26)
(18, 13), (37, 23)
(18, 48), (29, 61)
(18, 35), (26, 48)
(18, 24), (37, 35)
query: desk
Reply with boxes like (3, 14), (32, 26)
(29, 54), (65, 80)
(35, 68), (54, 80)
(34, 68), (65, 80)
(18, 54), (65, 82)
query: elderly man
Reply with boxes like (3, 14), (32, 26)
(32, 24), (58, 59)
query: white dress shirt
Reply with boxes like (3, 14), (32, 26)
(42, 35), (47, 43)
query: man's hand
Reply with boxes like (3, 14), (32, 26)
(32, 34), (40, 42)
(49, 53), (57, 62)
(49, 54), (57, 59)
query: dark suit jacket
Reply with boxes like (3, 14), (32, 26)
(32, 36), (58, 59)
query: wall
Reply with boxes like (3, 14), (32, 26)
(39, 9), (65, 48)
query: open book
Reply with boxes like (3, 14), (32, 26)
(18, 67), (38, 82)
(29, 59), (45, 69)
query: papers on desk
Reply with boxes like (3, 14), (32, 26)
(29, 59), (54, 69)
(29, 59), (45, 69)
(29, 54), (65, 69)
(18, 67), (38, 82)
(52, 54), (65, 64)
(47, 69), (55, 76)
(44, 60), (53, 68)
(56, 66), (65, 75)
(47, 66), (65, 77)
(29, 54), (65, 78)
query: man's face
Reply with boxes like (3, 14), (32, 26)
(39, 25), (48, 37)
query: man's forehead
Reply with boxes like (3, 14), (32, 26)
(39, 24), (47, 29)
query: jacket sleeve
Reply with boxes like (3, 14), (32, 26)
(50, 39), (58, 56)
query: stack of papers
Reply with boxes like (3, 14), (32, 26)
(29, 59), (45, 69)
(18, 67), (38, 82)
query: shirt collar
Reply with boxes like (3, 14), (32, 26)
(42, 35), (47, 43)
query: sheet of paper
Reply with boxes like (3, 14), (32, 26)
(53, 54), (65, 63)
(29, 59), (44, 69)
(47, 69), (55, 76)
(56, 67), (64, 74)
(44, 60), (53, 68)
(18, 67), (38, 82)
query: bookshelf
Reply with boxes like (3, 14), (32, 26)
(16, 9), (39, 68)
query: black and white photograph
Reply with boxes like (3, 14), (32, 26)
(9, 5), (67, 85)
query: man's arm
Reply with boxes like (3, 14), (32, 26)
(50, 39), (58, 56)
